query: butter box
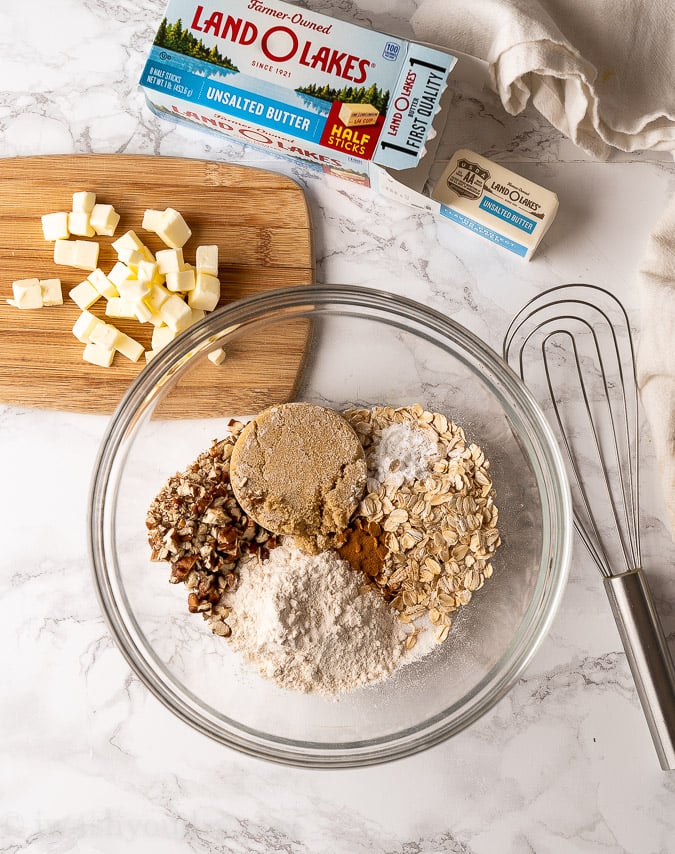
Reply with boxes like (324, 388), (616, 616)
(140, 4), (558, 260)
(140, 0), (456, 188)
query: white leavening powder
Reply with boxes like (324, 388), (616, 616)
(368, 421), (439, 487)
(226, 543), (409, 695)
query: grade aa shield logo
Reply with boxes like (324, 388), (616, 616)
(446, 158), (490, 200)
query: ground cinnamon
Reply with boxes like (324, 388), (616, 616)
(338, 518), (388, 579)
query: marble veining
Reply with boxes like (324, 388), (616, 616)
(2, 1), (675, 852)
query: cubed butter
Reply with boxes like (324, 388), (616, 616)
(117, 278), (151, 303)
(69, 279), (100, 310)
(155, 248), (184, 275)
(72, 310), (104, 343)
(89, 321), (122, 350)
(160, 293), (193, 331)
(115, 332), (144, 362)
(188, 273), (220, 311)
(195, 245), (218, 276)
(11, 278), (43, 309)
(155, 208), (191, 249)
(40, 278), (63, 306)
(90, 203), (120, 237)
(207, 347), (226, 365)
(144, 349), (158, 363)
(117, 247), (145, 269)
(105, 297), (138, 319)
(53, 239), (77, 266)
(83, 341), (114, 367)
(73, 240), (100, 271)
(165, 269), (195, 292)
(151, 324), (179, 351)
(88, 268), (118, 299)
(41, 212), (70, 241)
(134, 300), (156, 324)
(107, 261), (134, 288)
(142, 209), (164, 232)
(136, 260), (158, 282)
(68, 211), (95, 238)
(112, 230), (144, 254)
(144, 284), (171, 312)
(72, 191), (96, 213)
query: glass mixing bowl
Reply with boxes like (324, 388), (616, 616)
(89, 285), (572, 767)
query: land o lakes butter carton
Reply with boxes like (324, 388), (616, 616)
(140, 0), (456, 188)
(140, 2), (559, 259)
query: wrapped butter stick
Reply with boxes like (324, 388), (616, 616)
(431, 149), (559, 261)
(338, 102), (380, 128)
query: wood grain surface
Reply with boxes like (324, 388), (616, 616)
(0, 155), (314, 415)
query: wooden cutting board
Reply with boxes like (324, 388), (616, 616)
(0, 154), (314, 415)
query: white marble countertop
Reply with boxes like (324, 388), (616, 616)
(2, 1), (675, 852)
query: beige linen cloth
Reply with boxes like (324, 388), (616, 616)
(412, 0), (675, 528)
(637, 197), (675, 533)
(411, 0), (675, 160)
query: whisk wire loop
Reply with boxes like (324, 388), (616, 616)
(503, 284), (641, 578)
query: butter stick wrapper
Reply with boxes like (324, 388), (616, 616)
(431, 149), (559, 260)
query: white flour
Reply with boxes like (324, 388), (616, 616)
(368, 421), (438, 487)
(226, 543), (410, 695)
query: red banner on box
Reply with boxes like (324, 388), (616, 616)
(319, 101), (384, 161)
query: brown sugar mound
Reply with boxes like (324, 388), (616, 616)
(230, 402), (367, 552)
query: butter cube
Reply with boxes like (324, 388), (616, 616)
(72, 191), (96, 213)
(151, 324), (179, 351)
(142, 209), (164, 232)
(105, 297), (138, 319)
(73, 310), (104, 343)
(165, 269), (195, 292)
(196, 245), (218, 276)
(134, 300), (155, 324)
(155, 248), (184, 275)
(83, 341), (114, 367)
(90, 322), (121, 350)
(68, 211), (95, 238)
(155, 208), (191, 249)
(11, 278), (43, 309)
(207, 347), (226, 365)
(118, 278), (151, 303)
(69, 279), (100, 310)
(41, 212), (70, 241)
(90, 203), (120, 237)
(137, 260), (158, 282)
(54, 239), (77, 266)
(117, 247), (145, 270)
(144, 284), (170, 312)
(73, 240), (99, 271)
(188, 273), (220, 311)
(190, 308), (206, 324)
(88, 268), (118, 299)
(160, 293), (193, 332)
(40, 278), (63, 306)
(107, 261), (134, 288)
(112, 230), (144, 254)
(115, 332), (144, 362)
(144, 349), (158, 363)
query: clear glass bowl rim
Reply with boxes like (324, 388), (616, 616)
(88, 284), (573, 768)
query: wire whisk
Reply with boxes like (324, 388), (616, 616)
(504, 283), (675, 770)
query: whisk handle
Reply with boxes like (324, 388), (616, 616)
(604, 569), (675, 771)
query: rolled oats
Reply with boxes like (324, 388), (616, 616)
(343, 405), (501, 642)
